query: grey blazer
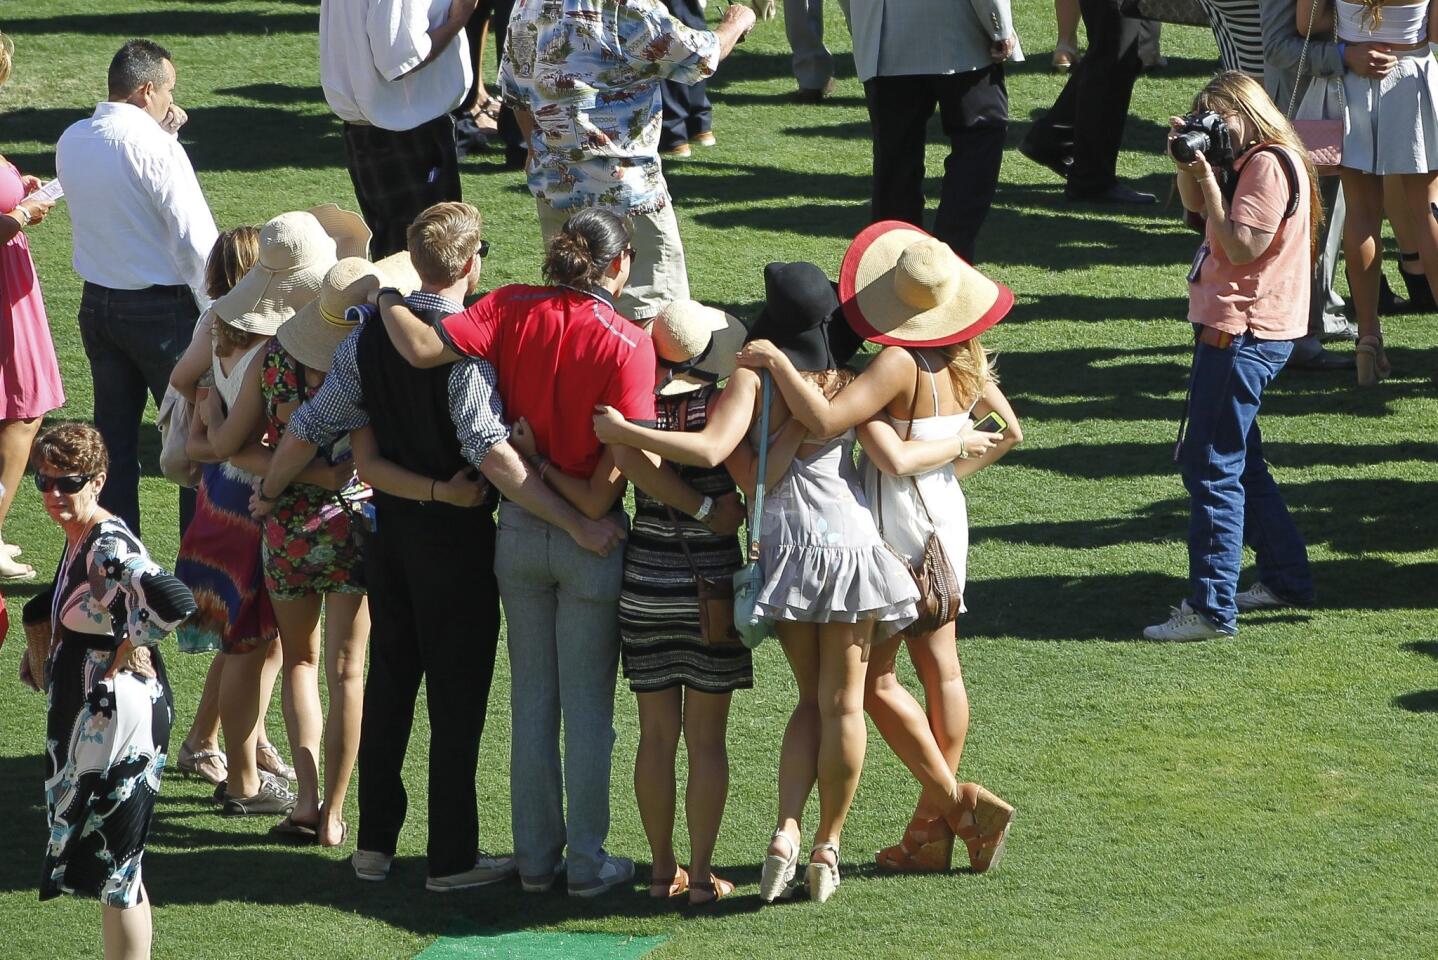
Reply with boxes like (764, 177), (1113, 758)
(848, 0), (1022, 83)
(1261, 0), (1344, 113)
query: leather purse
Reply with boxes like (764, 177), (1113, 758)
(733, 373), (773, 650)
(666, 506), (740, 646)
(875, 360), (961, 637)
(157, 384), (202, 488)
(1288, 0), (1345, 174)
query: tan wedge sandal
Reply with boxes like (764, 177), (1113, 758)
(947, 782), (1015, 874)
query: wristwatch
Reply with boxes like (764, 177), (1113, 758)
(11, 205), (30, 227)
(693, 495), (714, 522)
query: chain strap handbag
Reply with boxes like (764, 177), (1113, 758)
(732, 373), (772, 649)
(1288, 0), (1345, 173)
(876, 358), (961, 637)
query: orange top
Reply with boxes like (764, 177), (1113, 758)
(1188, 146), (1310, 341)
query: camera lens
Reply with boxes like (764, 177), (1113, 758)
(1171, 131), (1209, 164)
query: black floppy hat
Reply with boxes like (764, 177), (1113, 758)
(751, 261), (862, 372)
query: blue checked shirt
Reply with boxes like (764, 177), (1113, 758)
(287, 292), (510, 466)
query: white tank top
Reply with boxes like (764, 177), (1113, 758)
(211, 339), (266, 412)
(1336, 0), (1428, 44)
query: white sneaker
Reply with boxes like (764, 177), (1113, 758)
(567, 853), (635, 898)
(1235, 582), (1292, 612)
(352, 849), (393, 882)
(426, 850), (517, 892)
(1143, 601), (1230, 642)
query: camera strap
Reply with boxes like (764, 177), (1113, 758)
(1222, 144), (1301, 221)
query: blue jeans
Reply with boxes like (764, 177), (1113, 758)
(1181, 333), (1314, 632)
(77, 283), (197, 538)
(495, 501), (627, 885)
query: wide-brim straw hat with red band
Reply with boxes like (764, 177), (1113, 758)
(838, 221), (1013, 347)
(278, 252), (421, 371)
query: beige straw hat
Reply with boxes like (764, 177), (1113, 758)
(213, 211), (339, 335)
(651, 300), (748, 396)
(838, 221), (1013, 347)
(277, 254), (420, 371)
(307, 203), (371, 260)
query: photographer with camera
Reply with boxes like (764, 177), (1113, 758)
(1144, 71), (1317, 642)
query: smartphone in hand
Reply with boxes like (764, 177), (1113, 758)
(972, 411), (1007, 435)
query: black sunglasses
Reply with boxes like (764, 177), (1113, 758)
(477, 239), (490, 259)
(35, 472), (94, 494)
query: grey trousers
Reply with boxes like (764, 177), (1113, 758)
(495, 501), (627, 885)
(785, 0), (833, 90)
(1313, 177), (1348, 337)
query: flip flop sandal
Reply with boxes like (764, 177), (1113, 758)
(477, 96), (502, 121)
(0, 558), (36, 582)
(270, 814), (319, 842)
(319, 819), (349, 849)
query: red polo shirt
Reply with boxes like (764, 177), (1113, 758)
(439, 284), (656, 478)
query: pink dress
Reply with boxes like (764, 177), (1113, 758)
(0, 160), (64, 420)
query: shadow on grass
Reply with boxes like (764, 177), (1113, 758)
(1401, 640), (1438, 660)
(1393, 690), (1438, 713)
(7, 9), (317, 37)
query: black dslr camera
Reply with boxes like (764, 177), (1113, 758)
(1170, 111), (1234, 167)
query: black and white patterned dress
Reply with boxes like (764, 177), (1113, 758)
(619, 386), (752, 694)
(41, 518), (191, 908)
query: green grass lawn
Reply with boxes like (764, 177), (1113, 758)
(2, 3), (1436, 958)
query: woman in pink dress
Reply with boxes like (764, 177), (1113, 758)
(0, 32), (67, 581)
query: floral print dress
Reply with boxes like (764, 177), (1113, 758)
(42, 519), (192, 907)
(258, 340), (368, 601)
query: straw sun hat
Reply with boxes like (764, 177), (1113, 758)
(277, 253), (421, 372)
(213, 210), (344, 335)
(838, 221), (1013, 347)
(651, 300), (748, 396)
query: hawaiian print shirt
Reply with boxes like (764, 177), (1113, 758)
(500, 0), (721, 214)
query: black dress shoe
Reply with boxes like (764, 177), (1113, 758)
(1065, 182), (1158, 205)
(1399, 267), (1437, 313)
(1018, 137), (1073, 180)
(1377, 273), (1409, 315)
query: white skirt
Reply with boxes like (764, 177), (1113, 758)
(1340, 48), (1438, 175)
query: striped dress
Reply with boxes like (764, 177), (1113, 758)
(1199, 0), (1265, 78)
(619, 386), (752, 694)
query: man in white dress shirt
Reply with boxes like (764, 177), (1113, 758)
(848, 0), (1019, 262)
(56, 39), (217, 536)
(319, 0), (474, 258)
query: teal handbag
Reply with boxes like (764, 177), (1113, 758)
(733, 372), (772, 649)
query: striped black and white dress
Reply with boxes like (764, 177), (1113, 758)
(1199, 0), (1265, 77)
(619, 385), (752, 695)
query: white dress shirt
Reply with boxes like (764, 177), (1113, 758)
(56, 101), (218, 308)
(319, 0), (470, 131)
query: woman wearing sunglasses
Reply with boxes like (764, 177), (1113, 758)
(27, 422), (195, 960)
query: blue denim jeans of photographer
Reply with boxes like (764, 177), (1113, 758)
(77, 282), (197, 539)
(495, 501), (627, 887)
(1180, 332), (1314, 633)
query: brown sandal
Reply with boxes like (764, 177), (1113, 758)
(946, 782), (1014, 873)
(649, 865), (689, 898)
(876, 813), (955, 872)
(687, 874), (734, 905)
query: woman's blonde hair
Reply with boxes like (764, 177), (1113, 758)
(0, 33), (14, 87)
(936, 338), (995, 409)
(1192, 71), (1323, 255)
(205, 226), (263, 357)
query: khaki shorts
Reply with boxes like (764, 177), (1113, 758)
(536, 198), (691, 322)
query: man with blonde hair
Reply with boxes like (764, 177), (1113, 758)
(256, 200), (623, 890)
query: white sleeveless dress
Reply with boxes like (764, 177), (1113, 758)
(861, 362), (973, 615)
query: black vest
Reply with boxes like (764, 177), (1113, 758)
(354, 305), (492, 514)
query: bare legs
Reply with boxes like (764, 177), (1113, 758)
(906, 622), (970, 819)
(768, 622), (872, 879)
(1054, 0), (1081, 68)
(634, 686), (734, 899)
(1340, 167), (1386, 382)
(183, 654), (225, 760)
(320, 592), (368, 845)
(0, 416), (41, 578)
(101, 890), (151, 960)
(1399, 171), (1438, 313)
(218, 639), (281, 798)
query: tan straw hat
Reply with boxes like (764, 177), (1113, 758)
(278, 257), (400, 371)
(838, 221), (1013, 347)
(212, 211), (339, 335)
(308, 203), (371, 260)
(651, 300), (748, 396)
(372, 250), (424, 296)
